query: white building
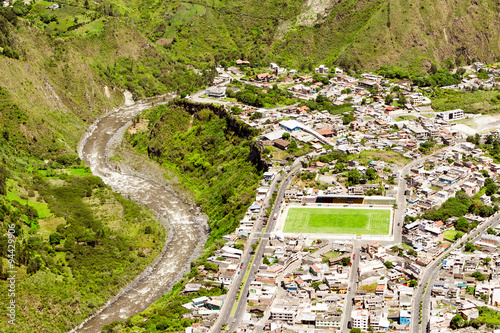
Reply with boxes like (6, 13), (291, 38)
(205, 86), (226, 98)
(270, 307), (295, 323)
(351, 309), (370, 330)
(436, 109), (465, 121)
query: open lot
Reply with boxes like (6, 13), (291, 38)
(283, 207), (391, 235)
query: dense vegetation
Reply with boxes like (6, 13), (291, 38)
(230, 84), (296, 108)
(0, 150), (163, 332)
(422, 191), (497, 232)
(431, 89), (500, 114)
(0, 53), (166, 331)
(128, 100), (263, 244)
(412, 69), (463, 87)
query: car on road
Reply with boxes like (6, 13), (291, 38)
(273, 213), (277, 220)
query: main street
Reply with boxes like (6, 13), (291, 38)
(228, 161), (303, 332)
(341, 245), (360, 333)
(413, 211), (500, 333)
(210, 157), (305, 333)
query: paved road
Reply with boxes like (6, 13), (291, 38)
(341, 246), (360, 333)
(210, 158), (304, 332)
(412, 211), (500, 333)
(209, 174), (280, 333)
(228, 163), (303, 332)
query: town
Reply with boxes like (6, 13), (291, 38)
(181, 61), (500, 333)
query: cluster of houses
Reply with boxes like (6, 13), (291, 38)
(404, 141), (496, 214)
(243, 238), (431, 332)
(427, 241), (500, 332)
(242, 237), (354, 330)
(182, 62), (500, 333)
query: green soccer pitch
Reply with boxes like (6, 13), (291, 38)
(283, 207), (391, 235)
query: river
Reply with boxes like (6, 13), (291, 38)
(73, 93), (207, 332)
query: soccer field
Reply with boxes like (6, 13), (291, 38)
(283, 207), (391, 235)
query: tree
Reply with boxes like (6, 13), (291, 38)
(282, 132), (290, 140)
(472, 271), (486, 281)
(365, 168), (377, 180)
(49, 232), (63, 245)
(334, 162), (345, 173)
(466, 135), (477, 145)
(204, 262), (219, 272)
(454, 232), (464, 241)
(347, 169), (361, 185)
(479, 169), (490, 178)
(430, 63), (438, 74)
(384, 95), (393, 105)
(408, 280), (418, 287)
(263, 256), (270, 265)
(311, 281), (322, 290)
(487, 228), (496, 235)
(455, 217), (470, 233)
(27, 257), (43, 275)
(384, 261), (393, 269)
(465, 242), (476, 252)
(486, 182), (498, 196)
(350, 328), (362, 333)
(341, 257), (351, 266)
(450, 314), (464, 329)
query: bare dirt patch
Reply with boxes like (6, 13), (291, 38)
(296, 0), (337, 26)
(128, 119), (149, 134)
(155, 38), (174, 46)
(453, 114), (500, 135)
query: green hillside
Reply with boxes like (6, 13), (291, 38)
(94, 0), (500, 70)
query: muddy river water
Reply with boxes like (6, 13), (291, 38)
(73, 93), (207, 332)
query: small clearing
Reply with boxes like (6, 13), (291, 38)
(128, 119), (150, 134)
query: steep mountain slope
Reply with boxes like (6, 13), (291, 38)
(104, 0), (500, 70)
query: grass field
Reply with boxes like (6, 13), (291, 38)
(444, 229), (461, 242)
(283, 207), (391, 235)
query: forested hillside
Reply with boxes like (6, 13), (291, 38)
(127, 100), (264, 244)
(0, 86), (165, 332)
